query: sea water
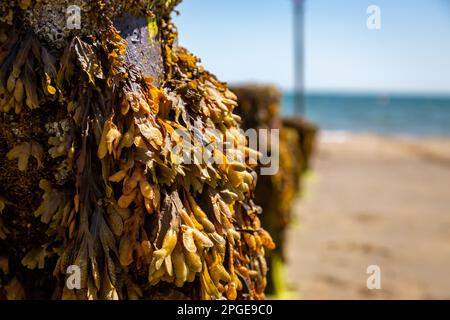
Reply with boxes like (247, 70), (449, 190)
(282, 93), (450, 137)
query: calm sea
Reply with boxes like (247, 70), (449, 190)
(282, 93), (450, 137)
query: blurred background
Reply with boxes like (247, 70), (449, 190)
(173, 0), (450, 299)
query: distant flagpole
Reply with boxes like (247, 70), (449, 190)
(293, 0), (305, 115)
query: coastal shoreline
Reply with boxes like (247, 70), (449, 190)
(285, 132), (450, 299)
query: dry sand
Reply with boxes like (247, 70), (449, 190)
(285, 133), (450, 299)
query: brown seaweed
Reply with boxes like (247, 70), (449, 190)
(0, 0), (273, 300)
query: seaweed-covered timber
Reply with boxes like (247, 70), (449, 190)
(232, 85), (317, 295)
(282, 116), (317, 175)
(0, 1), (274, 300)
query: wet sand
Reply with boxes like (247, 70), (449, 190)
(285, 133), (450, 299)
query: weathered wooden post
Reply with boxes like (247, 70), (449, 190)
(232, 85), (316, 296)
(0, 1), (273, 300)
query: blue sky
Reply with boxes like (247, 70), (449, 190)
(172, 0), (450, 95)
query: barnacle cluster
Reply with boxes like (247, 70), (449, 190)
(0, 1), (274, 300)
(1, 1), (181, 51)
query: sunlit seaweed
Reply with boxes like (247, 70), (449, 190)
(0, 1), (273, 300)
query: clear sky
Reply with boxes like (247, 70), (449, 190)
(172, 0), (450, 95)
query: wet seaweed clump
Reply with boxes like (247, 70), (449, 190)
(0, 0), (273, 300)
(232, 85), (317, 295)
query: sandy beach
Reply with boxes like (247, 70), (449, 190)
(285, 133), (450, 299)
